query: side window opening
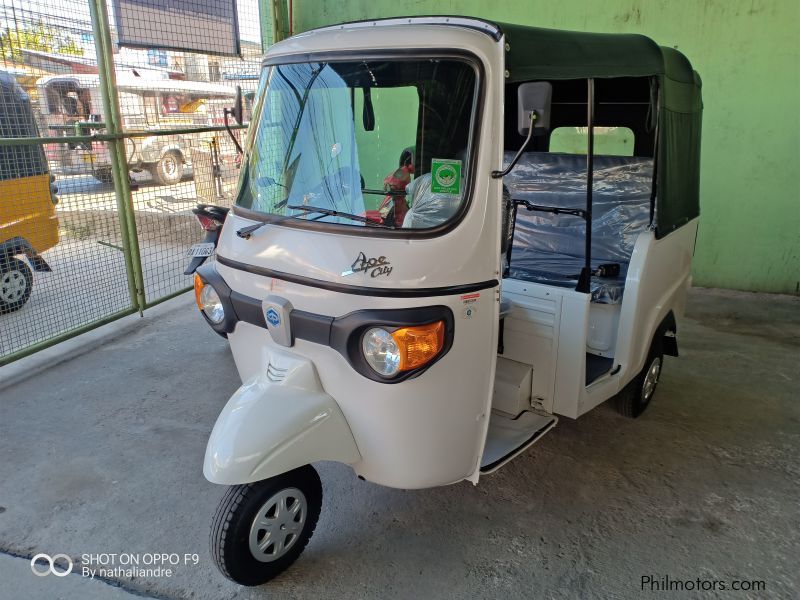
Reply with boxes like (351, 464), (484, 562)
(502, 76), (656, 302)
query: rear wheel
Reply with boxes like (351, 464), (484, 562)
(211, 465), (322, 586)
(149, 151), (184, 185)
(0, 257), (33, 314)
(615, 337), (664, 418)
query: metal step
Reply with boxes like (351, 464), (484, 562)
(480, 410), (557, 473)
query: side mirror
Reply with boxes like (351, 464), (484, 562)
(517, 81), (552, 135)
(231, 85), (243, 126)
(223, 86), (245, 155)
(492, 81), (553, 179)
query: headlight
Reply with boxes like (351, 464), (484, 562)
(194, 274), (225, 324)
(200, 285), (225, 323)
(362, 328), (401, 377)
(362, 321), (445, 377)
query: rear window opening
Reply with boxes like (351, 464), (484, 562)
(549, 126), (635, 157)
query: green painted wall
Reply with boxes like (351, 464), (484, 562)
(288, 0), (799, 293)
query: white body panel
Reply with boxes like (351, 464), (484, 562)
(496, 220), (698, 419)
(224, 277), (499, 489)
(211, 23), (505, 488)
(204, 348), (361, 484)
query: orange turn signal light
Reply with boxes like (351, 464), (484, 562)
(193, 273), (205, 309)
(391, 321), (446, 371)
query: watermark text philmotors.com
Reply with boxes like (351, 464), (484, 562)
(31, 553), (200, 579)
(641, 574), (766, 593)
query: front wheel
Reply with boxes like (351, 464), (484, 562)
(0, 257), (34, 314)
(210, 465), (322, 586)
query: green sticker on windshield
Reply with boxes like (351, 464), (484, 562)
(431, 158), (462, 195)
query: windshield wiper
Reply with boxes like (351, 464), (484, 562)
(286, 204), (391, 228)
(235, 204), (298, 238)
(237, 203), (390, 239)
(237, 221), (269, 239)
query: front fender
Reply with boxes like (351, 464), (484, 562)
(203, 349), (361, 484)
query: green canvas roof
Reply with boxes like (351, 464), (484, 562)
(501, 23), (667, 81)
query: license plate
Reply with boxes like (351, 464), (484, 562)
(186, 243), (215, 258)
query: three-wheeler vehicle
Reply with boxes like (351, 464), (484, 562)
(0, 71), (58, 314)
(37, 74), (242, 185)
(188, 17), (702, 585)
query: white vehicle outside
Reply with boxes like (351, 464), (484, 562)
(188, 17), (703, 585)
(37, 73), (242, 185)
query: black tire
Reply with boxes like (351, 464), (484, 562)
(615, 336), (664, 418)
(0, 257), (33, 314)
(211, 465), (322, 586)
(93, 167), (114, 184)
(149, 151), (184, 185)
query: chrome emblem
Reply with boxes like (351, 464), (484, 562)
(342, 252), (393, 278)
(262, 296), (293, 347)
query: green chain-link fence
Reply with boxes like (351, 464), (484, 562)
(1, 0), (266, 365)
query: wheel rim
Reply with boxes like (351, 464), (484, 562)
(248, 487), (307, 563)
(642, 357), (662, 401)
(163, 155), (178, 177)
(0, 269), (28, 302)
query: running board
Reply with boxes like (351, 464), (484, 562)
(480, 411), (557, 473)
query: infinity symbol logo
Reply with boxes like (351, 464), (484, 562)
(30, 553), (73, 577)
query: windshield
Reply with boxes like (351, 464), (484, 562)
(236, 57), (478, 231)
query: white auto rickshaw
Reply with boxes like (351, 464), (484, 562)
(188, 17), (702, 585)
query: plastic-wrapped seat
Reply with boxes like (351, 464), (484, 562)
(503, 151), (653, 303)
(401, 173), (462, 229)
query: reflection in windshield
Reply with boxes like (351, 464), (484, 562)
(236, 58), (477, 231)
(248, 62), (363, 217)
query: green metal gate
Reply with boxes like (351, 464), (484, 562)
(0, 0), (264, 365)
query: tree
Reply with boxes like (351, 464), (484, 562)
(0, 21), (85, 62)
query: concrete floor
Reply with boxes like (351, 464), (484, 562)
(0, 288), (798, 599)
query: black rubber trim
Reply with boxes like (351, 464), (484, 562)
(194, 263), (236, 338)
(292, 310), (334, 345)
(662, 335), (679, 357)
(586, 353), (614, 385)
(658, 311), (679, 357)
(479, 419), (555, 473)
(199, 263), (457, 383)
(217, 254), (498, 298)
(230, 290), (265, 328)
